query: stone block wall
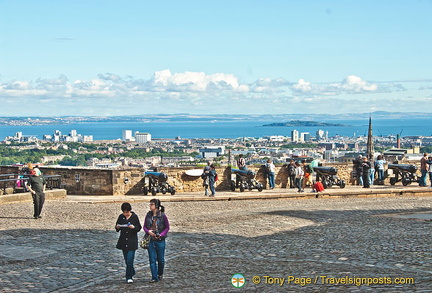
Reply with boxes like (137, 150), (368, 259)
(0, 160), (424, 195)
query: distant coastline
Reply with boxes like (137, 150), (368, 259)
(263, 120), (347, 127)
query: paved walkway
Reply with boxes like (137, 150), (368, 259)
(0, 188), (431, 292)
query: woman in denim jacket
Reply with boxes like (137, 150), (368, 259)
(143, 199), (170, 283)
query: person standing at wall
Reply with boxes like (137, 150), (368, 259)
(353, 155), (364, 186)
(208, 164), (217, 197)
(294, 162), (304, 192)
(143, 199), (170, 283)
(361, 157), (372, 188)
(202, 161), (211, 196)
(265, 159), (276, 189)
(287, 161), (296, 188)
(419, 153), (428, 187)
(374, 155), (387, 184)
(115, 202), (142, 284)
(25, 167), (46, 219)
(427, 156), (432, 188)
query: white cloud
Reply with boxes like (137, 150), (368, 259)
(0, 71), (424, 115)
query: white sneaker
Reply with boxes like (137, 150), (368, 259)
(127, 279), (133, 283)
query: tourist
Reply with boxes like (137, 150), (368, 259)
(419, 153), (428, 187)
(302, 161), (314, 189)
(353, 155), (364, 186)
(374, 155), (387, 184)
(361, 157), (372, 188)
(202, 161), (211, 196)
(294, 161), (304, 192)
(427, 156), (432, 188)
(143, 199), (170, 283)
(115, 202), (142, 284)
(237, 154), (247, 170)
(208, 164), (217, 197)
(287, 160), (296, 188)
(265, 159), (276, 189)
(369, 161), (375, 186)
(25, 167), (46, 219)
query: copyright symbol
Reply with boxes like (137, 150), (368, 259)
(252, 276), (261, 284)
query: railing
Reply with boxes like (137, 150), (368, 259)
(0, 174), (63, 195)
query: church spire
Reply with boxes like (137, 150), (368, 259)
(366, 115), (374, 161)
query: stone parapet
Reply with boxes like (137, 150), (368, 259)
(0, 189), (67, 205)
(0, 160), (424, 195)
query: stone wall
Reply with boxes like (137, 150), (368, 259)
(0, 160), (424, 195)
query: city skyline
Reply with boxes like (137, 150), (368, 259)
(1, 1), (432, 116)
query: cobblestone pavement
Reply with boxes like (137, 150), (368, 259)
(0, 195), (431, 292)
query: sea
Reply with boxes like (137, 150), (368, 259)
(0, 118), (431, 141)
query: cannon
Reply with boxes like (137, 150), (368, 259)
(387, 164), (419, 186)
(143, 171), (176, 196)
(230, 168), (263, 192)
(313, 166), (346, 189)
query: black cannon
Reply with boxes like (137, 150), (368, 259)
(387, 164), (419, 186)
(230, 168), (263, 192)
(143, 171), (176, 196)
(314, 166), (346, 189)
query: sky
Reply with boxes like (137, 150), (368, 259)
(0, 0), (432, 116)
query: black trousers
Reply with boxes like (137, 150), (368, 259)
(32, 192), (45, 217)
(289, 175), (296, 188)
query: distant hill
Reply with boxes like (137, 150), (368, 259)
(263, 120), (347, 127)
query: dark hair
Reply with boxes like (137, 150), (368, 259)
(377, 155), (382, 160)
(121, 202), (132, 212)
(150, 198), (165, 213)
(295, 162), (300, 167)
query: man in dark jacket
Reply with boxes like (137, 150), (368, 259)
(26, 168), (46, 219)
(353, 155), (364, 186)
(361, 157), (372, 188)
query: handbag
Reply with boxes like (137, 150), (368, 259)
(140, 234), (151, 249)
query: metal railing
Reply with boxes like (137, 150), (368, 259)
(0, 174), (63, 195)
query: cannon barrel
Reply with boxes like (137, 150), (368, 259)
(145, 171), (168, 182)
(313, 166), (338, 175)
(388, 164), (417, 173)
(231, 168), (256, 178)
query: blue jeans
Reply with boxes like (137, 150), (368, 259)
(295, 177), (303, 192)
(209, 179), (215, 195)
(377, 169), (385, 181)
(122, 250), (136, 280)
(148, 239), (166, 281)
(267, 172), (275, 188)
(369, 168), (375, 185)
(420, 169), (427, 186)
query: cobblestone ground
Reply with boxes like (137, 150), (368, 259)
(0, 196), (431, 292)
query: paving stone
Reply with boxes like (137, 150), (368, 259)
(0, 196), (430, 292)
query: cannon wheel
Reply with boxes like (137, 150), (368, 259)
(257, 184), (263, 192)
(143, 187), (149, 196)
(239, 184), (245, 192)
(151, 187), (157, 196)
(402, 178), (410, 186)
(230, 180), (236, 191)
(390, 177), (397, 185)
(170, 188), (176, 195)
(339, 180), (346, 189)
(161, 187), (167, 194)
(248, 184), (253, 191)
(323, 179), (332, 189)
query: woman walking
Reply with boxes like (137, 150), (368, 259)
(143, 199), (170, 283)
(115, 202), (142, 284)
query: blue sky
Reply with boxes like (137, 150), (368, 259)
(1, 0), (431, 116)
